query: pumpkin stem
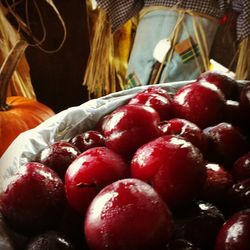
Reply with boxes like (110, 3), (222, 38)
(0, 39), (28, 111)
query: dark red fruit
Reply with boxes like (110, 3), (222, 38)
(215, 209), (250, 250)
(197, 71), (238, 100)
(142, 86), (173, 99)
(65, 147), (128, 214)
(84, 178), (173, 250)
(58, 204), (87, 250)
(166, 239), (200, 250)
(239, 83), (250, 127)
(158, 118), (208, 155)
(232, 152), (250, 180)
(0, 162), (65, 233)
(173, 200), (225, 250)
(70, 130), (105, 152)
(36, 141), (81, 179)
(26, 231), (75, 250)
(128, 91), (173, 120)
(203, 122), (249, 166)
(200, 163), (233, 205)
(131, 135), (206, 209)
(239, 83), (250, 132)
(102, 104), (162, 159)
(225, 100), (244, 126)
(226, 178), (250, 215)
(172, 81), (226, 129)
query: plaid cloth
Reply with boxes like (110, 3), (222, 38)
(96, 0), (250, 41)
(232, 0), (250, 41)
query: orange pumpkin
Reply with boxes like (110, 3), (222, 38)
(0, 40), (55, 157)
(0, 96), (55, 156)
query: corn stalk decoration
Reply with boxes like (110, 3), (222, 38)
(0, 0), (67, 98)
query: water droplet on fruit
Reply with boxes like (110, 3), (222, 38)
(227, 221), (244, 241)
(91, 191), (119, 221)
(198, 203), (210, 211)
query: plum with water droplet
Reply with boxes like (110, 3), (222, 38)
(215, 209), (250, 250)
(84, 178), (173, 250)
(0, 162), (66, 234)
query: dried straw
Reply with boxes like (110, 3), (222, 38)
(4, 0), (67, 53)
(235, 36), (250, 80)
(83, 9), (116, 97)
(0, 4), (35, 99)
(83, 5), (136, 98)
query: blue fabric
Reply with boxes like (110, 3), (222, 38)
(127, 9), (219, 85)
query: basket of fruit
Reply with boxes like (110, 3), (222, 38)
(0, 72), (250, 250)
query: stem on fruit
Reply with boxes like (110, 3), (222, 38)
(76, 182), (102, 193)
(0, 39), (28, 111)
(76, 182), (97, 188)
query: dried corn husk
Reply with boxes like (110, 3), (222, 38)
(113, 20), (134, 91)
(235, 36), (250, 80)
(84, 5), (136, 98)
(0, 4), (35, 99)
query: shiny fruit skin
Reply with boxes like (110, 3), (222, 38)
(159, 118), (208, 155)
(142, 86), (173, 99)
(36, 141), (81, 179)
(65, 147), (128, 214)
(128, 92), (173, 120)
(173, 81), (226, 129)
(197, 71), (238, 100)
(203, 122), (249, 167)
(0, 162), (65, 233)
(166, 239), (200, 250)
(226, 178), (250, 215)
(173, 200), (225, 250)
(215, 209), (250, 250)
(70, 130), (105, 152)
(232, 152), (250, 180)
(84, 178), (173, 250)
(200, 163), (233, 205)
(102, 104), (162, 159)
(26, 231), (75, 250)
(131, 135), (206, 209)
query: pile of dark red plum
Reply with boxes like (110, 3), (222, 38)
(1, 71), (250, 250)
